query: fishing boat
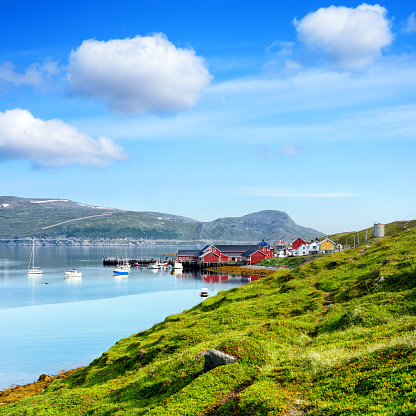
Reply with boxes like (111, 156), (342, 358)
(65, 269), (82, 278)
(200, 288), (209, 297)
(113, 264), (130, 275)
(113, 257), (130, 275)
(27, 238), (43, 275)
(149, 260), (169, 270)
(174, 261), (183, 270)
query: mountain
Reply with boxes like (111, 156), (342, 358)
(190, 210), (323, 241)
(0, 197), (324, 243)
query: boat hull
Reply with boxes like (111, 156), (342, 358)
(65, 269), (82, 278)
(27, 269), (43, 275)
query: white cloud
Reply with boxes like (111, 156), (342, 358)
(67, 33), (212, 115)
(266, 40), (295, 56)
(71, 59), (416, 145)
(404, 12), (416, 34)
(280, 143), (302, 156)
(0, 59), (60, 90)
(293, 4), (393, 70)
(0, 109), (127, 168)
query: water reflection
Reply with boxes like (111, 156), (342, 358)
(27, 274), (43, 286)
(0, 246), (253, 390)
(64, 275), (82, 285)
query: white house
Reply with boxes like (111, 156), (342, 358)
(309, 240), (320, 255)
(277, 249), (289, 258)
(297, 243), (309, 256)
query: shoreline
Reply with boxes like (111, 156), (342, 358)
(0, 238), (260, 247)
(205, 264), (281, 277)
(0, 265), (278, 405)
(0, 368), (84, 406)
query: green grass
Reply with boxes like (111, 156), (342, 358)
(328, 219), (416, 249)
(258, 255), (320, 268)
(2, 228), (416, 415)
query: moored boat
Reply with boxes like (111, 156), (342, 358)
(174, 262), (183, 270)
(113, 256), (131, 276)
(65, 269), (82, 278)
(149, 260), (169, 270)
(27, 238), (43, 276)
(200, 288), (209, 297)
(113, 264), (130, 275)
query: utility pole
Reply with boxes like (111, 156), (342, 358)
(354, 234), (356, 248)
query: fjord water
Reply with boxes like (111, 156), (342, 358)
(0, 245), (249, 390)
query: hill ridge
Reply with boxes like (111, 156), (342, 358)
(0, 196), (324, 243)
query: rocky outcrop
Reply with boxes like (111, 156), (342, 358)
(203, 349), (237, 373)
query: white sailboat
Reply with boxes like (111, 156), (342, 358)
(27, 238), (42, 275)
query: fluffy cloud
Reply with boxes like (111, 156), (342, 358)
(0, 109), (127, 168)
(294, 4), (393, 70)
(67, 34), (212, 115)
(0, 59), (60, 90)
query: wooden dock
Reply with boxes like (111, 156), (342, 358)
(103, 257), (244, 269)
(102, 257), (171, 266)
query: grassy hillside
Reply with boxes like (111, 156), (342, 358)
(2, 228), (416, 415)
(328, 219), (416, 248)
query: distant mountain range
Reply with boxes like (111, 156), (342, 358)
(0, 196), (325, 244)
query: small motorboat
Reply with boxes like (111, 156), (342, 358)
(149, 261), (169, 270)
(65, 269), (82, 278)
(200, 288), (209, 297)
(174, 262), (183, 270)
(113, 264), (130, 276)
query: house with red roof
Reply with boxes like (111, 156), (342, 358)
(292, 237), (307, 251)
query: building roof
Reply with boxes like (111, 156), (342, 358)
(258, 240), (270, 248)
(292, 237), (306, 243)
(199, 249), (220, 258)
(241, 249), (258, 256)
(320, 237), (336, 244)
(213, 244), (259, 254)
(177, 250), (202, 257)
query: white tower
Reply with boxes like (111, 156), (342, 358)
(374, 223), (385, 238)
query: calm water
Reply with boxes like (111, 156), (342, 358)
(0, 245), (252, 390)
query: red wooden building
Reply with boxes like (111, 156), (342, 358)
(177, 249), (202, 263)
(198, 244), (261, 264)
(177, 243), (274, 266)
(292, 237), (307, 250)
(242, 245), (274, 264)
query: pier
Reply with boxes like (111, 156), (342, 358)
(102, 257), (244, 270)
(102, 257), (173, 266)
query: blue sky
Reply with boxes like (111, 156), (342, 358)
(0, 0), (415, 234)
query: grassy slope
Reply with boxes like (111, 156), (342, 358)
(328, 220), (416, 248)
(2, 229), (416, 415)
